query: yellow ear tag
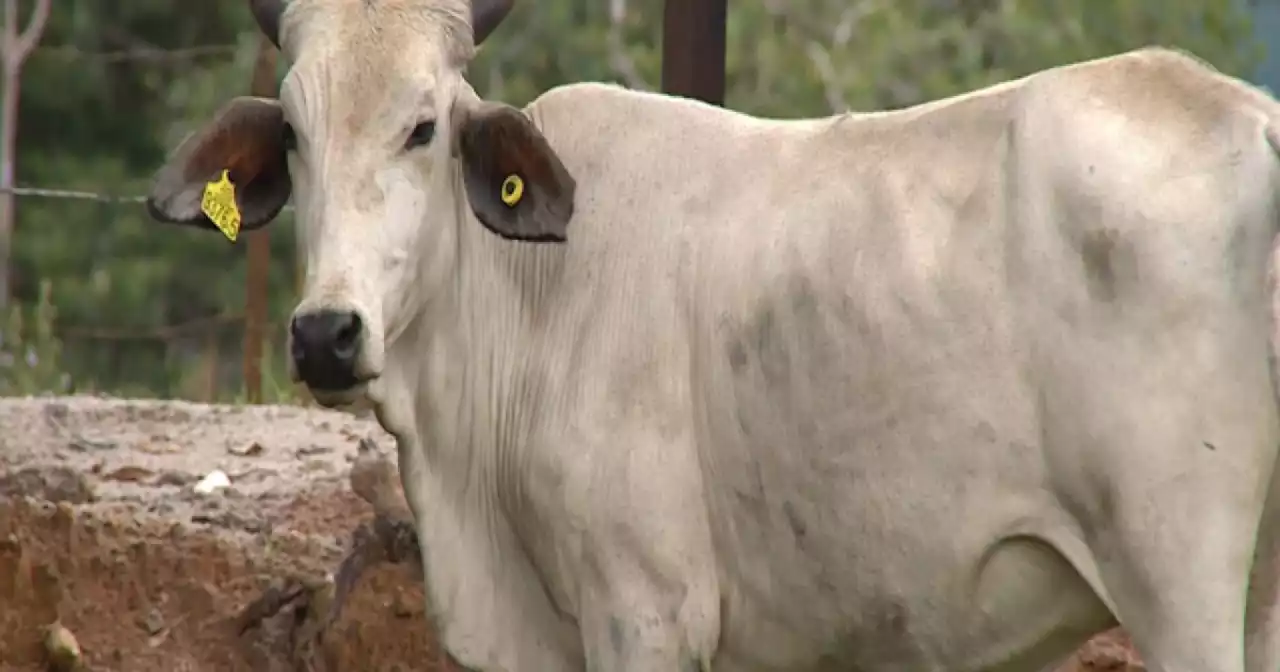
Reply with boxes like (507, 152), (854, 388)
(200, 169), (242, 242)
(500, 174), (524, 207)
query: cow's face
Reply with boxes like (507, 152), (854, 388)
(145, 0), (575, 407)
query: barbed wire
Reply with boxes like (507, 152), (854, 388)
(0, 184), (296, 211)
(0, 184), (295, 343)
(0, 184), (145, 204)
(59, 312), (288, 342)
(33, 44), (243, 63)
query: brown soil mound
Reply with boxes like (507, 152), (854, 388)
(0, 394), (1138, 671)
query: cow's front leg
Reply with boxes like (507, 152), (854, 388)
(393, 438), (582, 670)
(576, 434), (721, 672)
(580, 596), (713, 672)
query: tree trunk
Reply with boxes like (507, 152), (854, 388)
(0, 0), (53, 310)
(241, 34), (279, 404)
(0, 0), (19, 310)
(661, 0), (727, 106)
(0, 60), (19, 310)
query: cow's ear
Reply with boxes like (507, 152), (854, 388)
(146, 96), (292, 237)
(452, 101), (575, 243)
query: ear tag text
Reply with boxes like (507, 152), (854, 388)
(500, 174), (524, 207)
(201, 169), (242, 242)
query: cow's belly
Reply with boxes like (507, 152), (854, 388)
(946, 536), (1113, 672)
(693, 291), (1114, 669)
(705, 480), (1113, 672)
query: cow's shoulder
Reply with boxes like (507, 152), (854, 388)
(525, 80), (632, 113)
(525, 80), (670, 128)
(526, 79), (774, 143)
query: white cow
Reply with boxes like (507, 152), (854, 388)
(145, 1), (1280, 670)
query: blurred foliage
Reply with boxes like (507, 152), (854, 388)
(1, 279), (69, 395)
(0, 0), (1268, 401)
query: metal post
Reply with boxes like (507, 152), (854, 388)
(242, 34), (278, 404)
(661, 0), (727, 106)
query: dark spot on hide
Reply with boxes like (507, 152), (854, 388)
(728, 274), (827, 387)
(976, 420), (998, 444)
(875, 598), (909, 636)
(723, 272), (854, 464)
(733, 302), (783, 384)
(1227, 223), (1254, 295)
(1080, 228), (1119, 302)
(608, 615), (626, 655)
(812, 596), (911, 667)
(1095, 481), (1115, 522)
(783, 500), (807, 539)
(728, 340), (748, 372)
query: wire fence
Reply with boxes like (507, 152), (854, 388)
(0, 185), (297, 210)
(2, 178), (303, 401)
(33, 44), (241, 63)
(1, 185), (145, 204)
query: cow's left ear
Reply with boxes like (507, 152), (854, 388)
(452, 101), (575, 243)
(146, 96), (292, 236)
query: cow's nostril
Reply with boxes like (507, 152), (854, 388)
(289, 309), (364, 390)
(289, 316), (307, 361)
(331, 312), (362, 361)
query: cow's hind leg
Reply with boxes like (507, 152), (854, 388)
(1034, 249), (1280, 671)
(1245, 463), (1280, 672)
(1244, 259), (1280, 672)
(1042, 322), (1278, 672)
(1078, 472), (1258, 672)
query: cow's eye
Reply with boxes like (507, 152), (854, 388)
(406, 121), (436, 149)
(282, 123), (297, 152)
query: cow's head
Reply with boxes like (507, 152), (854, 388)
(145, 0), (576, 407)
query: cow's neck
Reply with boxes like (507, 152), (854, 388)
(384, 199), (569, 515)
(370, 214), (582, 654)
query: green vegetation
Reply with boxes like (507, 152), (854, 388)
(1, 0), (1265, 401)
(1, 279), (66, 395)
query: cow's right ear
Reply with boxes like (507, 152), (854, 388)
(451, 100), (575, 243)
(146, 96), (292, 233)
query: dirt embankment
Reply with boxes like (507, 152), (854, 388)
(0, 395), (1140, 671)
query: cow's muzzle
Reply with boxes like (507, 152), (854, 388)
(290, 308), (365, 391)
